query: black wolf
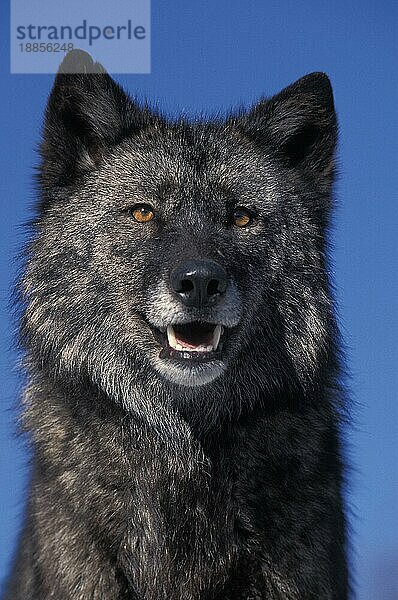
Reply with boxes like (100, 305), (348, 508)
(5, 50), (348, 599)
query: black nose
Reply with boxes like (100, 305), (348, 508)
(170, 260), (228, 309)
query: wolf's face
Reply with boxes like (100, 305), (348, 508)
(22, 51), (337, 398)
(67, 128), (289, 388)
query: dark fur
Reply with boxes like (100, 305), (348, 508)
(5, 50), (348, 599)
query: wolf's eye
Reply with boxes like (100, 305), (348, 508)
(233, 207), (253, 228)
(131, 204), (155, 223)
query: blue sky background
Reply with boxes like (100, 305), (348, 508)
(0, 1), (397, 598)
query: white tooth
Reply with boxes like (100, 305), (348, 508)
(212, 324), (222, 350)
(167, 325), (177, 350)
(175, 344), (184, 351)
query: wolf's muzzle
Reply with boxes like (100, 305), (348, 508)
(170, 260), (228, 310)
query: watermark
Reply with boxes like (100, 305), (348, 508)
(11, 0), (151, 74)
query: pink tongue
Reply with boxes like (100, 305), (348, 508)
(175, 330), (213, 350)
(176, 338), (201, 350)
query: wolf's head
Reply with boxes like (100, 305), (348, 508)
(21, 51), (338, 412)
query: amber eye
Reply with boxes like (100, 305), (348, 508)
(131, 204), (155, 223)
(233, 207), (253, 228)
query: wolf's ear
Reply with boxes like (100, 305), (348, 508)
(238, 73), (337, 177)
(40, 50), (155, 188)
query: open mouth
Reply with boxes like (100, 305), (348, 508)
(158, 322), (225, 362)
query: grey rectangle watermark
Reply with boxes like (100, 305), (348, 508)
(11, 0), (151, 74)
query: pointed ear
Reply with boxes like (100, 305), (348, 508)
(40, 50), (156, 188)
(238, 73), (337, 178)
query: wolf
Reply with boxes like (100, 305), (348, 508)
(4, 49), (348, 599)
